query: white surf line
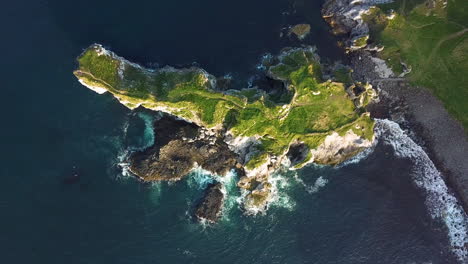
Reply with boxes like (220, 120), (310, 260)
(375, 119), (468, 262)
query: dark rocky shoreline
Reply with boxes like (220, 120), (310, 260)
(351, 49), (468, 213)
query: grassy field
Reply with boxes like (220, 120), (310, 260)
(75, 45), (374, 168)
(367, 0), (468, 129)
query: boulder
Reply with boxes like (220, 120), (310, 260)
(195, 183), (225, 223)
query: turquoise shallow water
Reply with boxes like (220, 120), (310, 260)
(0, 0), (460, 263)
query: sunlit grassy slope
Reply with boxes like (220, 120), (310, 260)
(366, 0), (468, 129)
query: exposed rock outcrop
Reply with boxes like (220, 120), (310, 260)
(310, 130), (374, 165)
(289, 24), (311, 40)
(322, 0), (393, 50)
(195, 183), (225, 223)
(129, 115), (238, 181)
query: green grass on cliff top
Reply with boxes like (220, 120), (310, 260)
(74, 45), (374, 168)
(369, 0), (468, 130)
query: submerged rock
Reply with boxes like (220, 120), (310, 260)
(195, 183), (225, 223)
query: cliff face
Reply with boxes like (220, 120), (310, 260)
(74, 44), (377, 216)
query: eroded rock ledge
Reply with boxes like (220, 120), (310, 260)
(129, 114), (239, 181)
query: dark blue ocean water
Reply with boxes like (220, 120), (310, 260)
(0, 0), (459, 263)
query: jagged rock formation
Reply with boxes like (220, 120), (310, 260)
(195, 183), (225, 223)
(129, 115), (238, 181)
(289, 24), (311, 40)
(322, 0), (393, 50)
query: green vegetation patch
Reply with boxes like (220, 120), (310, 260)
(372, 0), (468, 129)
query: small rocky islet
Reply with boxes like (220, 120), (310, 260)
(74, 44), (378, 222)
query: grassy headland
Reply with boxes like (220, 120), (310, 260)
(74, 45), (375, 168)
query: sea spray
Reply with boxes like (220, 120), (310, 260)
(268, 172), (296, 211)
(187, 168), (216, 190)
(186, 169), (241, 223)
(239, 170), (296, 216)
(217, 170), (240, 222)
(375, 119), (468, 261)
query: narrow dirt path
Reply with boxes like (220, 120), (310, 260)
(426, 28), (468, 63)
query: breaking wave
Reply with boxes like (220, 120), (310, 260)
(268, 172), (296, 210)
(187, 168), (216, 190)
(186, 169), (241, 223)
(337, 141), (377, 168)
(375, 119), (468, 261)
(238, 171), (296, 216)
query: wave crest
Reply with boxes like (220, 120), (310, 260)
(375, 119), (468, 261)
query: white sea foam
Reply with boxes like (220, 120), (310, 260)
(307, 176), (329, 194)
(217, 170), (241, 222)
(239, 171), (296, 216)
(268, 172), (296, 210)
(187, 167), (216, 190)
(336, 140), (377, 168)
(293, 173), (329, 194)
(186, 169), (241, 223)
(371, 57), (394, 78)
(375, 119), (468, 261)
(116, 149), (132, 178)
(111, 118), (132, 180)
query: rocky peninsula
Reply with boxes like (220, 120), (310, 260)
(74, 44), (377, 220)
